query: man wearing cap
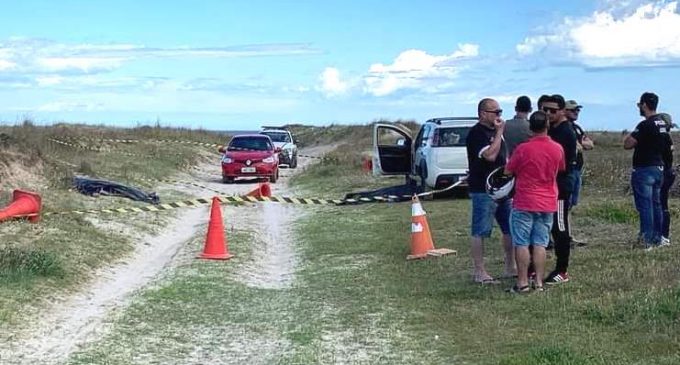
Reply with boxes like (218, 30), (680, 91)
(565, 100), (593, 246)
(504, 96), (532, 157)
(658, 113), (675, 245)
(624, 92), (666, 250)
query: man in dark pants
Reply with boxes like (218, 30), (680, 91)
(658, 113), (675, 245)
(624, 92), (666, 250)
(543, 95), (577, 284)
(565, 100), (594, 247)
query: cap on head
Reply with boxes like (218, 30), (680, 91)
(565, 100), (582, 110)
(658, 112), (675, 129)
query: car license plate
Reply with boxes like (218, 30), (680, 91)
(241, 167), (256, 173)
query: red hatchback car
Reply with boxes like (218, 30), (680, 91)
(220, 134), (280, 183)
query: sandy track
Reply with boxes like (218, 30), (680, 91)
(0, 145), (332, 365)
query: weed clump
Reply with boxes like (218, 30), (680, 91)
(0, 247), (64, 278)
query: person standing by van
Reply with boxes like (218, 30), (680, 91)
(466, 98), (515, 284)
(504, 96), (532, 157)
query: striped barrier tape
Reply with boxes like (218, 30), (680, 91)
(48, 138), (186, 158)
(39, 179), (468, 217)
(59, 136), (223, 148)
(55, 136), (332, 160)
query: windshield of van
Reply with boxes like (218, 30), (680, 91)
(228, 137), (273, 151)
(435, 127), (470, 147)
(261, 131), (291, 143)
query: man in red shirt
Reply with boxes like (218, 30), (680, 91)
(504, 111), (566, 292)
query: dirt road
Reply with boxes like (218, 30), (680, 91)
(0, 145), (331, 365)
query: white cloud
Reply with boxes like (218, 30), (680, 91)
(37, 101), (103, 112)
(37, 57), (126, 73)
(35, 75), (63, 86)
(0, 59), (15, 70)
(517, 1), (680, 67)
(363, 44), (479, 96)
(0, 38), (321, 75)
(319, 67), (349, 97)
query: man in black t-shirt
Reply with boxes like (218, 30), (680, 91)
(565, 100), (594, 208)
(624, 92), (666, 250)
(658, 113), (675, 245)
(544, 95), (577, 285)
(466, 98), (514, 284)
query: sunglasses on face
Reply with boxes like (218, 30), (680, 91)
(542, 107), (559, 114)
(484, 109), (503, 116)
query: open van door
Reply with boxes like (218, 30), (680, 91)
(373, 123), (412, 176)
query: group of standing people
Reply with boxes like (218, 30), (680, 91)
(465, 92), (675, 293)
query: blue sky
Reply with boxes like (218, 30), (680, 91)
(0, 0), (679, 131)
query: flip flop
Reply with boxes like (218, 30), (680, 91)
(475, 277), (500, 285)
(507, 284), (531, 294)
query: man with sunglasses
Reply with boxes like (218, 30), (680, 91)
(565, 100), (594, 247)
(624, 92), (666, 250)
(466, 98), (515, 284)
(544, 95), (578, 285)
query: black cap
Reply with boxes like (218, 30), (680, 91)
(515, 96), (532, 113)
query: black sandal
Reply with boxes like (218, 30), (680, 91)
(507, 284), (531, 294)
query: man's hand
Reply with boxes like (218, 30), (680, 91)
(582, 135), (594, 150)
(494, 118), (505, 133)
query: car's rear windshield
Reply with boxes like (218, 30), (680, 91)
(260, 131), (291, 143)
(434, 127), (471, 147)
(228, 137), (273, 151)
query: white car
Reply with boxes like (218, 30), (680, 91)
(372, 117), (476, 190)
(260, 127), (298, 168)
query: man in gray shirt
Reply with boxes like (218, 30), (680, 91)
(504, 95), (532, 157)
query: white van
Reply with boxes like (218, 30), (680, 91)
(372, 117), (476, 190)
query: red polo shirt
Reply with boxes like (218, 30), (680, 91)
(506, 135), (566, 212)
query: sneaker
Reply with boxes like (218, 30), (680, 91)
(572, 238), (588, 248)
(660, 237), (671, 247)
(545, 272), (570, 285)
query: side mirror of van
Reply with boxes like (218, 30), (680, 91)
(218, 146), (226, 153)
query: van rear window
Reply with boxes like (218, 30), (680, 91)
(433, 127), (470, 147)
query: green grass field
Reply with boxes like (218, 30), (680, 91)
(2, 122), (680, 364)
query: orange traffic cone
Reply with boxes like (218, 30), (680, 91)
(198, 197), (233, 260)
(246, 182), (272, 198)
(407, 195), (456, 260)
(0, 190), (42, 223)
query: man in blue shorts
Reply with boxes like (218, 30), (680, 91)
(466, 98), (515, 284)
(505, 111), (566, 292)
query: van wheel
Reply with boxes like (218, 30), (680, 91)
(222, 176), (234, 184)
(290, 155), (298, 168)
(270, 170), (278, 183)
